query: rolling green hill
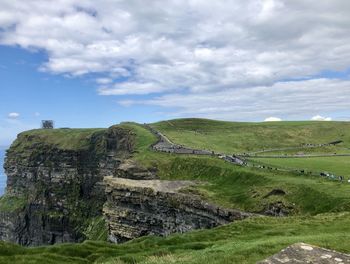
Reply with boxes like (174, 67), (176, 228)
(151, 118), (350, 181)
(152, 118), (350, 154)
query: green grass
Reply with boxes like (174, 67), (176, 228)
(150, 118), (350, 204)
(252, 145), (350, 155)
(152, 118), (350, 154)
(119, 122), (159, 164)
(113, 123), (350, 215)
(251, 156), (350, 177)
(11, 128), (106, 151)
(1, 212), (350, 264)
(0, 194), (27, 212)
(83, 217), (108, 241)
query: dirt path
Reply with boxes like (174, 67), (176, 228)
(144, 124), (349, 183)
(144, 124), (245, 165)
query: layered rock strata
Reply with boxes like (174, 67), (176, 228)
(0, 126), (134, 246)
(103, 176), (252, 243)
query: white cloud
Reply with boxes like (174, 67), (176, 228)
(0, 1), (350, 119)
(311, 115), (332, 121)
(34, 112), (40, 117)
(98, 82), (166, 95)
(96, 78), (113, 85)
(119, 78), (350, 121)
(264, 117), (282, 122)
(7, 112), (20, 119)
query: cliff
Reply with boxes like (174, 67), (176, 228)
(0, 125), (134, 246)
(0, 123), (253, 247)
(103, 177), (251, 243)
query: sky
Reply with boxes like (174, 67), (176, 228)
(1, 0), (350, 146)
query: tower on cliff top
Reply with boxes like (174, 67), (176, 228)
(42, 120), (54, 129)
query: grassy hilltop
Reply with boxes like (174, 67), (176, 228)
(1, 120), (350, 263)
(253, 156), (350, 177)
(10, 128), (106, 152)
(152, 118), (350, 178)
(152, 118), (350, 154)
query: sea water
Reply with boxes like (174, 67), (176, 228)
(0, 148), (6, 196)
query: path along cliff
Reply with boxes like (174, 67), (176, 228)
(144, 124), (350, 184)
(144, 124), (246, 165)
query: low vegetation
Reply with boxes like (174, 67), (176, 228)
(152, 118), (350, 154)
(0, 194), (27, 212)
(83, 217), (109, 242)
(251, 156), (350, 178)
(10, 128), (106, 152)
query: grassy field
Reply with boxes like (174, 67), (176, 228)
(251, 156), (350, 178)
(152, 118), (350, 154)
(251, 145), (350, 155)
(11, 128), (106, 151)
(1, 212), (350, 264)
(152, 118), (350, 182)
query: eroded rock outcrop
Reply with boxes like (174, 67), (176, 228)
(103, 177), (252, 243)
(115, 159), (158, 180)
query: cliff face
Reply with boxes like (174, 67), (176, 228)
(0, 124), (253, 247)
(103, 177), (251, 243)
(0, 126), (135, 246)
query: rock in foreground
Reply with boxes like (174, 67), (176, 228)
(258, 243), (350, 263)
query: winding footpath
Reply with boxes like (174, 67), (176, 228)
(144, 124), (246, 166)
(144, 124), (350, 183)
